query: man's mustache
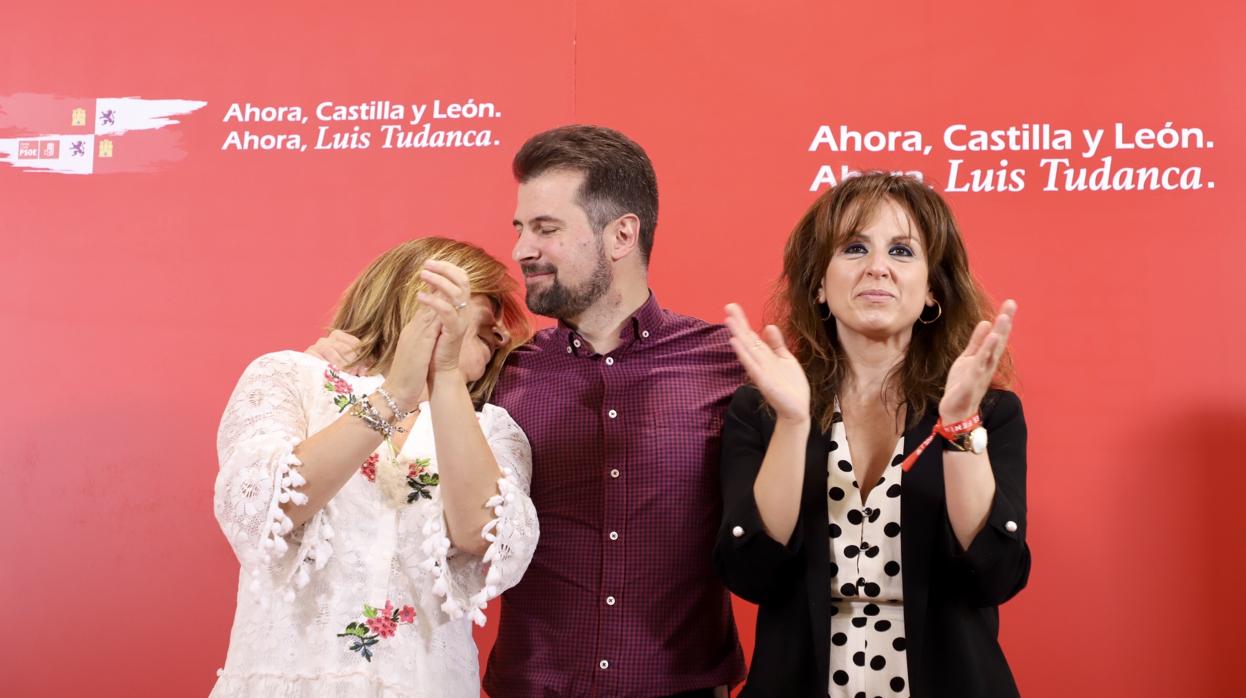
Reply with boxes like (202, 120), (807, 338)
(520, 263), (557, 277)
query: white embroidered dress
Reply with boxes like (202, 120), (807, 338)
(211, 351), (538, 697)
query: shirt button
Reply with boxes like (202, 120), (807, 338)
(599, 659), (609, 670)
(608, 409), (618, 419)
(610, 468), (620, 478)
(641, 330), (650, 338)
(606, 595), (616, 606)
(732, 525), (744, 538)
(1005, 520), (1018, 533)
(609, 531), (619, 541)
(605, 356), (614, 366)
(573, 339), (582, 348)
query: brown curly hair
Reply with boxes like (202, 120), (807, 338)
(770, 172), (1013, 432)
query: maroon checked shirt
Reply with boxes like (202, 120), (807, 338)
(484, 293), (747, 697)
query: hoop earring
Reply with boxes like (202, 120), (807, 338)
(818, 302), (832, 321)
(919, 300), (942, 325)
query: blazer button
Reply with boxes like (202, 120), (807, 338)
(732, 525), (745, 538)
(1004, 520), (1018, 533)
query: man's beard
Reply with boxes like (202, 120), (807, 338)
(522, 239), (612, 319)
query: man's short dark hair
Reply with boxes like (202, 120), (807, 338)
(513, 125), (659, 265)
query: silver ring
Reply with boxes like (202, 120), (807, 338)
(454, 301), (468, 311)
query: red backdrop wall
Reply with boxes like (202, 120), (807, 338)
(3, 1), (1243, 695)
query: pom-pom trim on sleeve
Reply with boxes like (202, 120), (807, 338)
(245, 445), (335, 607)
(420, 467), (527, 627)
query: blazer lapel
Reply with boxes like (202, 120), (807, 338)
(803, 426), (833, 690)
(899, 408), (942, 694)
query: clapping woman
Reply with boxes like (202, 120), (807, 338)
(211, 237), (538, 697)
(715, 173), (1029, 697)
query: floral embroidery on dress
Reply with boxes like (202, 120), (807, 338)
(360, 453), (379, 482)
(322, 365), (358, 412)
(336, 600), (416, 662)
(407, 457), (439, 503)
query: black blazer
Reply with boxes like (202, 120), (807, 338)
(714, 386), (1030, 697)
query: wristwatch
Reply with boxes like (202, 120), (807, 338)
(899, 412), (988, 472)
(945, 425), (988, 455)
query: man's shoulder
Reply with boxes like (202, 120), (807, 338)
(506, 327), (564, 362)
(658, 306), (728, 335)
(493, 329), (564, 400)
(654, 308), (737, 365)
(650, 305), (731, 346)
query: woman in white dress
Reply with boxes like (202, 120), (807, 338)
(211, 237), (539, 697)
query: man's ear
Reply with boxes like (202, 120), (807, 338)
(606, 213), (641, 262)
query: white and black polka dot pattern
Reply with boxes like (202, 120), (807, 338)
(826, 407), (909, 698)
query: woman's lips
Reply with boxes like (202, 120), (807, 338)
(857, 290), (894, 300)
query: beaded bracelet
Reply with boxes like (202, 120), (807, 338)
(375, 386), (414, 421)
(349, 396), (408, 438)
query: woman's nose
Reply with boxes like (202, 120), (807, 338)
(865, 250), (891, 278)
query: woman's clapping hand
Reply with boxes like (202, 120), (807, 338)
(724, 303), (810, 422)
(939, 299), (1017, 422)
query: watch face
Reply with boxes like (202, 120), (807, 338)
(970, 427), (988, 454)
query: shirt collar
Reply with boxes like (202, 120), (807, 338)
(558, 291), (663, 356)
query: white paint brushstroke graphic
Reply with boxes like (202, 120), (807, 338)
(94, 97), (207, 136)
(0, 134), (96, 175)
(1, 96), (207, 175)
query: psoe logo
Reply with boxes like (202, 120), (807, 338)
(17, 140), (60, 159)
(0, 94), (207, 175)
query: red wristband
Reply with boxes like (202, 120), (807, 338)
(937, 413), (982, 438)
(899, 413), (982, 472)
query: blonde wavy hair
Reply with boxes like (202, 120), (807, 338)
(330, 237), (530, 406)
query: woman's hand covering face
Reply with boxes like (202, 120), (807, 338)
(417, 260), (476, 375)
